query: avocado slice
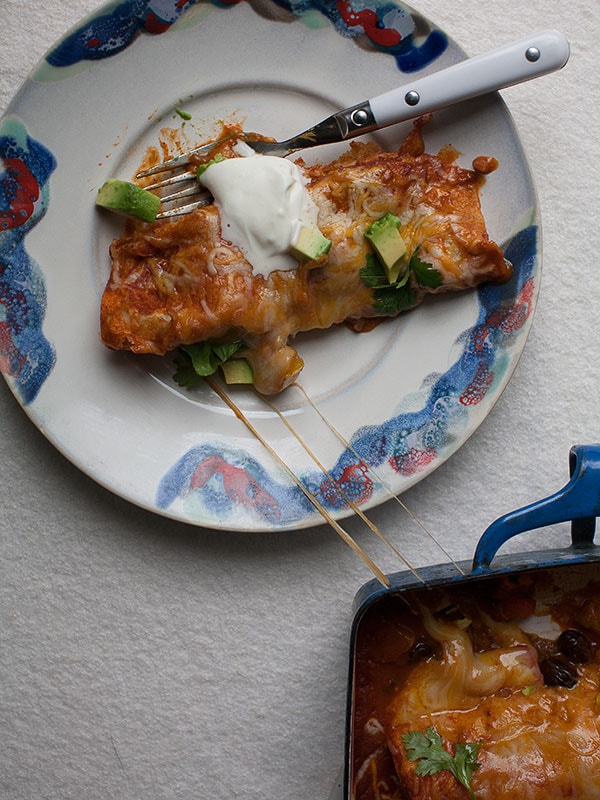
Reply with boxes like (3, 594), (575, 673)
(96, 179), (161, 223)
(364, 212), (408, 283)
(290, 225), (332, 262)
(220, 358), (254, 385)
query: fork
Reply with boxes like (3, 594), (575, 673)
(139, 30), (568, 219)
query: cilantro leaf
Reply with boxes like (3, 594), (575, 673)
(211, 342), (245, 364)
(360, 244), (442, 314)
(359, 253), (392, 290)
(359, 253), (415, 314)
(173, 341), (244, 387)
(180, 342), (222, 377)
(172, 350), (205, 388)
(410, 250), (443, 288)
(402, 727), (481, 799)
(453, 742), (482, 797)
(370, 283), (416, 315)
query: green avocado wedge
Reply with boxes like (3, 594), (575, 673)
(96, 178), (161, 223)
(364, 212), (408, 283)
(290, 225), (332, 262)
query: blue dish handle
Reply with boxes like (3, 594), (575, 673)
(472, 443), (600, 571)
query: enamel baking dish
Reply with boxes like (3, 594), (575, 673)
(344, 443), (600, 800)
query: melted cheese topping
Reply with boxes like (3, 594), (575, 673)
(352, 576), (600, 800)
(101, 127), (512, 395)
(199, 151), (319, 276)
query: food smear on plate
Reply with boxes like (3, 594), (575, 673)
(99, 118), (512, 395)
(350, 571), (600, 799)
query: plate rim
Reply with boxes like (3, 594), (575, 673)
(0, 0), (540, 532)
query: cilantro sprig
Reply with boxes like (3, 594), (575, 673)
(359, 247), (442, 315)
(402, 727), (481, 800)
(409, 250), (444, 288)
(173, 341), (244, 388)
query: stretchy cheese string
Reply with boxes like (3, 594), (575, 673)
(204, 376), (389, 587)
(294, 382), (466, 577)
(260, 392), (425, 584)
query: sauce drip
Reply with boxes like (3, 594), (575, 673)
(472, 155), (499, 174)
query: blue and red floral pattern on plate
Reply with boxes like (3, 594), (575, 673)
(0, 1), (538, 530)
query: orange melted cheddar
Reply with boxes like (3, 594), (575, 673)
(100, 122), (511, 394)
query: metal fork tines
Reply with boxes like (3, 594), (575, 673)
(136, 119), (354, 219)
(137, 138), (230, 218)
(142, 168), (212, 219)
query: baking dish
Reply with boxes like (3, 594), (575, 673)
(344, 443), (600, 799)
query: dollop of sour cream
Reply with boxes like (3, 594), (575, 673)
(198, 146), (319, 277)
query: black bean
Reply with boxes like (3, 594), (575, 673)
(557, 629), (594, 663)
(408, 637), (436, 661)
(540, 656), (578, 688)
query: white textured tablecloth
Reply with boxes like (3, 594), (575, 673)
(1, 2), (599, 798)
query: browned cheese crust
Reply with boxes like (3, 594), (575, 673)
(100, 124), (511, 394)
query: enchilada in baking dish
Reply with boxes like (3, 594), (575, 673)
(351, 572), (600, 799)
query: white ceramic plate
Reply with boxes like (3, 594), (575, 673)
(0, 0), (539, 531)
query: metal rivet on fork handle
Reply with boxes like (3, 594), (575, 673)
(350, 108), (370, 127)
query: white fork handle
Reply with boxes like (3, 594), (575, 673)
(368, 30), (569, 128)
